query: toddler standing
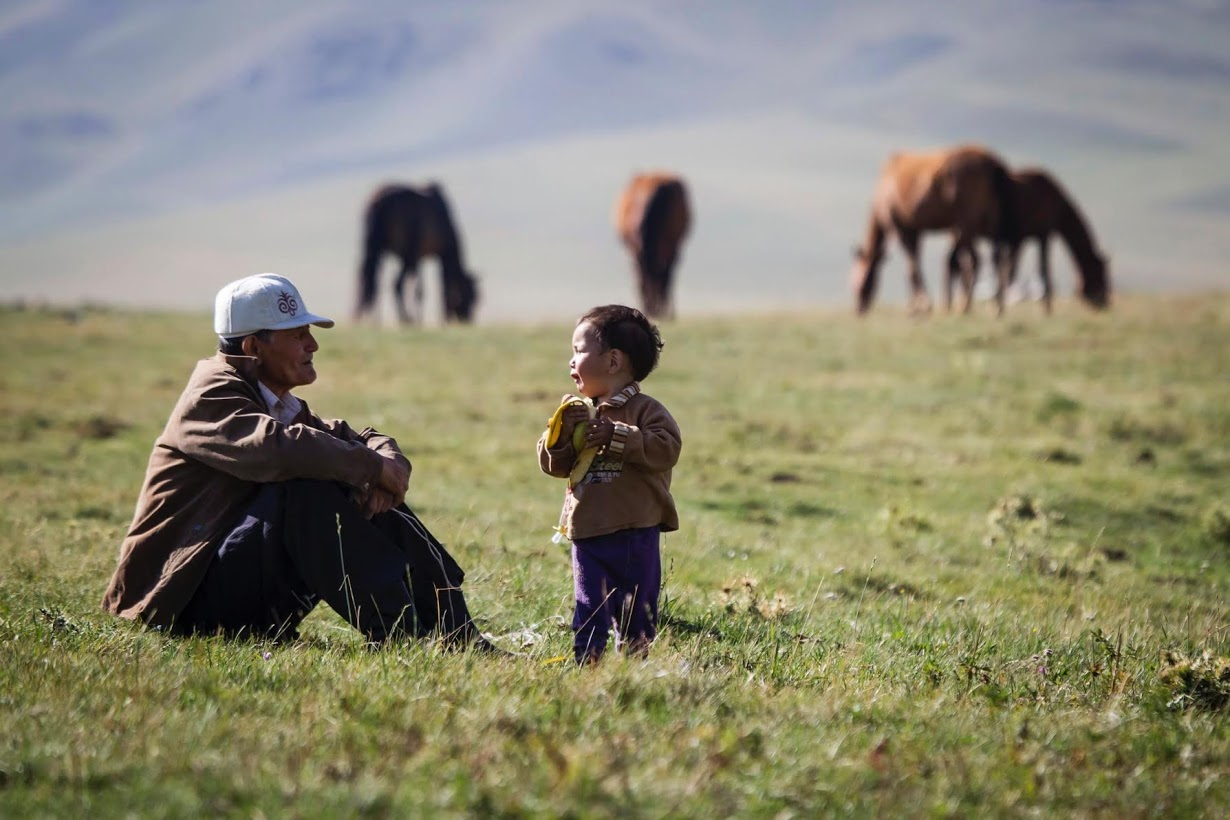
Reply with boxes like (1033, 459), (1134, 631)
(537, 305), (682, 664)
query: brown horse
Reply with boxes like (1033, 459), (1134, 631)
(850, 145), (1017, 315)
(356, 182), (479, 324)
(948, 168), (1110, 314)
(614, 172), (691, 319)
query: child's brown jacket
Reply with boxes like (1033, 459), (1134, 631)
(538, 383), (681, 540)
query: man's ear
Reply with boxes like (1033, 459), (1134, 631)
(241, 335), (260, 358)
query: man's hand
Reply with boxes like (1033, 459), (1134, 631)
(559, 404), (591, 449)
(359, 487), (399, 519)
(378, 454), (409, 505)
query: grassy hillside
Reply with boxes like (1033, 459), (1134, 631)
(1, 294), (1228, 816)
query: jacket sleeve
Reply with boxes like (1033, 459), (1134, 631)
(537, 428), (576, 478)
(166, 374), (385, 491)
(310, 414), (412, 476)
(607, 399), (681, 473)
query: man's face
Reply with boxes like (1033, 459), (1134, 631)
(252, 326), (319, 397)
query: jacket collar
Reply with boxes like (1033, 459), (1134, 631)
(216, 351), (264, 389)
(598, 381), (640, 409)
(215, 352), (303, 422)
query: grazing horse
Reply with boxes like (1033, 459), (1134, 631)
(948, 168), (1110, 314)
(614, 172), (691, 319)
(356, 182), (479, 324)
(849, 145), (1017, 315)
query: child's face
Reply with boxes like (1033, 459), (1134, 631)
(570, 321), (623, 400)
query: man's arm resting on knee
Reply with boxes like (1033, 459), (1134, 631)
(315, 417), (412, 496)
(170, 377), (392, 494)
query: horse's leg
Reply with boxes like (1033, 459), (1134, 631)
(943, 242), (957, 313)
(415, 266), (426, 323)
(961, 242), (980, 315)
(992, 242), (1014, 318)
(663, 256), (677, 320)
(945, 240), (974, 313)
(948, 239), (976, 315)
(356, 248), (381, 322)
(441, 273), (455, 323)
(1038, 237), (1053, 315)
(650, 274), (664, 319)
(1003, 242), (1021, 301)
(638, 264), (659, 318)
(900, 230), (931, 315)
(393, 261), (418, 325)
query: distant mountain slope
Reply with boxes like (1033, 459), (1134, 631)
(1, 0), (1228, 318)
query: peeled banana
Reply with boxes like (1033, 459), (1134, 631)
(545, 396), (599, 488)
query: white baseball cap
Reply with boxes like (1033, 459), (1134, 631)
(214, 273), (334, 338)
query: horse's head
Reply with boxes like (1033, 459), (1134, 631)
(445, 271), (480, 323)
(1080, 253), (1111, 310)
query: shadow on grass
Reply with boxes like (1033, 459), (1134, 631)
(696, 497), (841, 525)
(832, 573), (931, 601)
(658, 608), (725, 641)
(659, 596), (822, 649)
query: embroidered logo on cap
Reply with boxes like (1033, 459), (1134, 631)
(277, 291), (299, 315)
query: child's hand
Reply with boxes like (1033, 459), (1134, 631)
(559, 404), (591, 448)
(579, 417), (614, 451)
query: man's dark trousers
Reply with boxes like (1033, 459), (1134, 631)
(176, 479), (476, 642)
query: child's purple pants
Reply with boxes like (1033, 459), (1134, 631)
(571, 525), (661, 663)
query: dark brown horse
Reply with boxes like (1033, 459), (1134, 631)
(947, 168), (1110, 314)
(614, 172), (691, 319)
(356, 182), (479, 324)
(849, 145), (1017, 315)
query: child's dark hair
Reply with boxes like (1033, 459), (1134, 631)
(579, 304), (663, 382)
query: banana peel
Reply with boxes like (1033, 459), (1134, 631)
(545, 395), (598, 488)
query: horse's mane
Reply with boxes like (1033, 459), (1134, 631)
(422, 183), (460, 252)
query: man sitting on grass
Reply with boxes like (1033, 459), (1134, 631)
(102, 273), (499, 650)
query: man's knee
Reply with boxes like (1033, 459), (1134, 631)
(283, 478), (350, 504)
(279, 479), (370, 560)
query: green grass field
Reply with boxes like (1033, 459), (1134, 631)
(2, 294), (1228, 816)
